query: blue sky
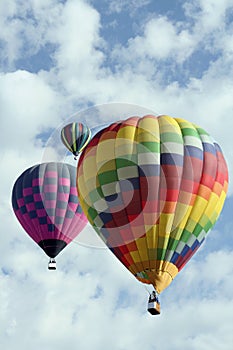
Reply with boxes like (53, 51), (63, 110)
(1, 1), (233, 349)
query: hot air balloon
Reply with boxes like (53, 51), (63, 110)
(61, 122), (91, 159)
(12, 162), (88, 269)
(90, 123), (110, 138)
(77, 115), (228, 314)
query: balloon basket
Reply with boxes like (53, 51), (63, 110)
(147, 300), (161, 315)
(147, 291), (161, 315)
(48, 259), (56, 270)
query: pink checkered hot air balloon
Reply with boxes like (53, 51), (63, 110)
(12, 162), (87, 269)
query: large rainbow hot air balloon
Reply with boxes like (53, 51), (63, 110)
(77, 115), (228, 314)
(12, 162), (87, 269)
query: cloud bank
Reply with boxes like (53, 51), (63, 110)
(1, 1), (233, 349)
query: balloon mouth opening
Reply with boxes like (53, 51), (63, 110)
(133, 262), (179, 294)
(38, 239), (67, 258)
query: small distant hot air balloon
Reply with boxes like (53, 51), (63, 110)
(77, 115), (228, 314)
(61, 122), (91, 159)
(12, 162), (88, 270)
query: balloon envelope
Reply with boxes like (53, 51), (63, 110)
(12, 162), (87, 259)
(90, 123), (110, 138)
(77, 115), (228, 293)
(61, 122), (91, 157)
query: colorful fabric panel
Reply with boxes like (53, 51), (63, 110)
(77, 115), (228, 293)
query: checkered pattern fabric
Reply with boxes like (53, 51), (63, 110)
(12, 162), (87, 256)
(77, 115), (228, 293)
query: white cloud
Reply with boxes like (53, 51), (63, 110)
(0, 70), (62, 161)
(0, 0), (62, 68)
(107, 0), (152, 14)
(112, 17), (195, 64)
(44, 0), (106, 100)
(184, 0), (233, 31)
(0, 69), (65, 209)
(1, 233), (233, 350)
(1, 1), (233, 349)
